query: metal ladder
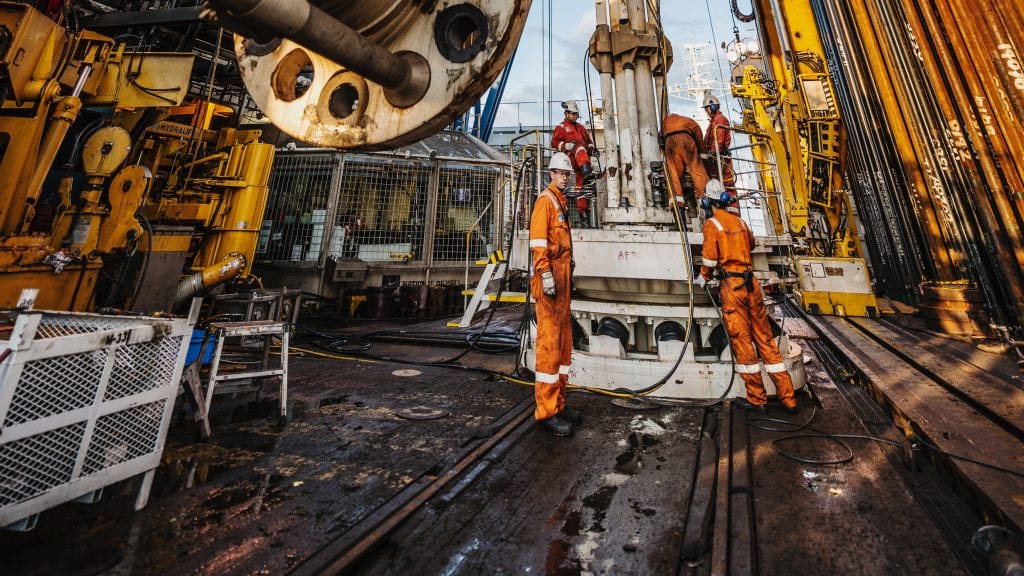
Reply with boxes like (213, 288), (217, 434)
(449, 250), (525, 328)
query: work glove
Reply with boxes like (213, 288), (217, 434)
(694, 275), (708, 289)
(541, 271), (556, 297)
(588, 144), (598, 154)
(564, 142), (575, 151)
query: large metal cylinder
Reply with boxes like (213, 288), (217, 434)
(207, 0), (531, 150)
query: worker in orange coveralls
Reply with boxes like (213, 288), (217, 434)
(702, 95), (739, 213)
(661, 113), (710, 207)
(529, 152), (583, 436)
(551, 100), (597, 227)
(697, 180), (798, 414)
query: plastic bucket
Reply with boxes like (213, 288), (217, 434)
(185, 329), (216, 367)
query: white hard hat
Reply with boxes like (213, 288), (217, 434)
(562, 100), (579, 114)
(548, 152), (573, 172)
(705, 178), (726, 197)
(703, 94), (720, 109)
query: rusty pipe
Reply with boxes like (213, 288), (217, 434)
(208, 0), (429, 107)
(174, 252), (247, 308)
(844, 0), (955, 279)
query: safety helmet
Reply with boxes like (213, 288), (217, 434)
(700, 179), (732, 211)
(562, 100), (580, 114)
(548, 152), (573, 172)
(702, 94), (720, 112)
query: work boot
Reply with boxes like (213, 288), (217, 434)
(540, 415), (573, 437)
(580, 163), (595, 185)
(560, 407), (584, 426)
(733, 398), (768, 414)
(781, 401), (799, 415)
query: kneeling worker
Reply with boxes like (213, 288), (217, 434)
(696, 180), (798, 414)
(529, 152), (584, 436)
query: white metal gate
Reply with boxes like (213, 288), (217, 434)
(0, 310), (191, 529)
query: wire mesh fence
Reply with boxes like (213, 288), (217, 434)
(257, 136), (511, 276)
(434, 164), (505, 261)
(338, 157), (432, 263)
(259, 151), (342, 263)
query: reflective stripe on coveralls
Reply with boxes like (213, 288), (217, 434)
(700, 209), (796, 408)
(530, 184), (573, 420)
(662, 114), (710, 204)
(552, 119), (594, 191)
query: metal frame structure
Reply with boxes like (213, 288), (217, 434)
(255, 134), (511, 294)
(0, 304), (195, 530)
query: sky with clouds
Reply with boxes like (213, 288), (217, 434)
(492, 0), (750, 130)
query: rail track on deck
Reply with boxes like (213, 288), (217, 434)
(289, 396), (537, 575)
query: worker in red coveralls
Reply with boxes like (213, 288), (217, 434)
(551, 100), (597, 227)
(529, 152), (583, 437)
(697, 180), (798, 415)
(702, 94), (739, 214)
(661, 113), (710, 208)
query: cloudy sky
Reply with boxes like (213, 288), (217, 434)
(491, 0), (749, 129)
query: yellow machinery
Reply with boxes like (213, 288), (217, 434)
(0, 2), (191, 310)
(0, 3), (274, 313)
(731, 0), (878, 317)
(127, 103), (275, 312)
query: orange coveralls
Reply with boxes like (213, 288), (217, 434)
(705, 109), (737, 205)
(700, 208), (796, 409)
(661, 114), (710, 206)
(529, 183), (574, 421)
(551, 119), (595, 213)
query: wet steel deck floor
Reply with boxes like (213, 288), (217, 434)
(0, 312), (996, 575)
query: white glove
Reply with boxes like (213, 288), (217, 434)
(541, 271), (556, 297)
(694, 275), (708, 289)
(564, 142), (575, 151)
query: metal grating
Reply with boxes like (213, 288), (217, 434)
(3, 351), (106, 427)
(434, 165), (503, 261)
(34, 315), (141, 339)
(0, 423), (86, 506)
(259, 151), (342, 262)
(105, 337), (183, 401)
(334, 157), (431, 262)
(259, 140), (512, 271)
(82, 401), (166, 476)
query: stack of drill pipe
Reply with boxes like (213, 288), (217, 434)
(809, 0), (1024, 335)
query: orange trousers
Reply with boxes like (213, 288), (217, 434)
(571, 145), (593, 188)
(664, 133), (709, 204)
(531, 255), (573, 420)
(720, 277), (796, 407)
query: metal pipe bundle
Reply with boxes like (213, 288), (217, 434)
(810, 0), (1024, 335)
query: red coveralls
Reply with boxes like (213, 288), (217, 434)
(661, 114), (710, 206)
(705, 110), (738, 211)
(700, 208), (797, 409)
(551, 119), (595, 214)
(529, 183), (573, 421)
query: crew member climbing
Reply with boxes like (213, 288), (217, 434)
(661, 113), (710, 207)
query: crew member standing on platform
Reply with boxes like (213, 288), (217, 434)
(529, 152), (583, 436)
(661, 113), (710, 207)
(697, 180), (798, 414)
(702, 94), (738, 212)
(551, 100), (597, 227)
